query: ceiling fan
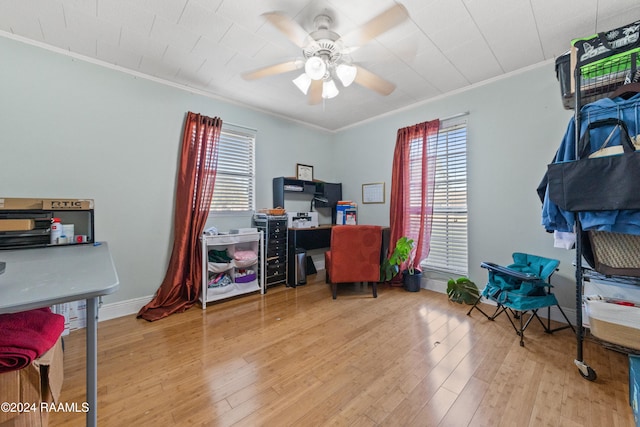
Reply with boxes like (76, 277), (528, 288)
(242, 4), (409, 105)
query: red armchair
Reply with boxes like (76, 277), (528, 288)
(324, 225), (382, 299)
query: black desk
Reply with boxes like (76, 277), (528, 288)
(288, 226), (332, 286)
(286, 226), (391, 287)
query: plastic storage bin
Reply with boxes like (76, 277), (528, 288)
(630, 354), (640, 427)
(555, 51), (573, 110)
(585, 298), (640, 350)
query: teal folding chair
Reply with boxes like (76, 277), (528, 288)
(467, 252), (575, 346)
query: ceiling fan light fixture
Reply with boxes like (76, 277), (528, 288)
(322, 79), (339, 99)
(305, 56), (327, 80)
(336, 64), (357, 87)
(292, 73), (312, 94)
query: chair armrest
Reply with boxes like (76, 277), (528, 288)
(480, 262), (541, 282)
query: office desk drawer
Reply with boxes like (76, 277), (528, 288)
(266, 262), (287, 276)
(267, 246), (287, 258)
(267, 235), (287, 246)
(266, 256), (286, 268)
(266, 273), (286, 285)
(268, 219), (288, 228)
(268, 225), (286, 237)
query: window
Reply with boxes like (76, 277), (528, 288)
(210, 124), (256, 214)
(421, 121), (468, 275)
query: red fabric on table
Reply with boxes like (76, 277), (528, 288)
(0, 307), (65, 373)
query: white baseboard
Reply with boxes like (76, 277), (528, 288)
(424, 278), (448, 294)
(98, 295), (152, 322)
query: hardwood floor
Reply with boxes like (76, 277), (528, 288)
(50, 273), (635, 426)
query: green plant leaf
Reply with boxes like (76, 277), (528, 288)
(380, 236), (414, 282)
(447, 277), (480, 304)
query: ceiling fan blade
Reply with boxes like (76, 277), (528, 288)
(308, 80), (323, 105)
(262, 12), (311, 49)
(340, 4), (409, 47)
(354, 66), (396, 96)
(242, 61), (301, 80)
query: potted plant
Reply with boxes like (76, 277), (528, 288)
(402, 249), (423, 292)
(380, 236), (413, 282)
(380, 236), (422, 291)
(446, 277), (480, 304)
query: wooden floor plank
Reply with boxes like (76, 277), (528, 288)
(436, 376), (489, 427)
(48, 274), (636, 426)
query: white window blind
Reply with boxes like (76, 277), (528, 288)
(210, 124), (256, 213)
(422, 121), (468, 275)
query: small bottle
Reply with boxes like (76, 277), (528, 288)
(50, 218), (62, 245)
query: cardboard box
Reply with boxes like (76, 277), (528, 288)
(51, 302), (86, 336)
(41, 200), (93, 210)
(0, 219), (35, 232)
(0, 199), (44, 210)
(68, 301), (86, 332)
(0, 198), (93, 211)
(0, 337), (63, 427)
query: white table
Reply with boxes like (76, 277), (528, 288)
(0, 242), (119, 427)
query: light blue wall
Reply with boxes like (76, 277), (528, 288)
(332, 63), (577, 307)
(1, 35), (580, 310)
(0, 36), (332, 304)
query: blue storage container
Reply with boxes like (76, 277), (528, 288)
(630, 354), (640, 427)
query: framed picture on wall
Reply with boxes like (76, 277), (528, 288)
(296, 163), (314, 181)
(362, 182), (385, 204)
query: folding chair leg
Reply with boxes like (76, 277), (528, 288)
(501, 309), (535, 346)
(467, 296), (504, 321)
(518, 311), (540, 346)
(505, 305), (576, 347)
(556, 304), (576, 334)
(466, 295), (483, 316)
(518, 309), (540, 347)
(534, 305), (576, 335)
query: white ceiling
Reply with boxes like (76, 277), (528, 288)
(1, 0), (639, 131)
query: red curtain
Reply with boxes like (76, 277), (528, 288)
(137, 112), (222, 321)
(389, 119), (440, 275)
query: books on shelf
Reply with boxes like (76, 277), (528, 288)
(336, 201), (357, 225)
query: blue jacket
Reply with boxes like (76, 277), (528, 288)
(542, 93), (640, 234)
